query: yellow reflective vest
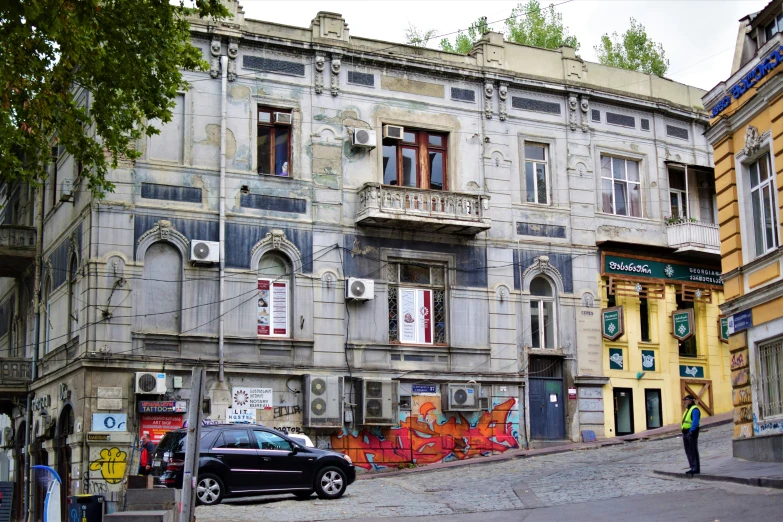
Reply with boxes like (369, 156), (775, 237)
(682, 405), (698, 430)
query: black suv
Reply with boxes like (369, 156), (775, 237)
(154, 425), (355, 505)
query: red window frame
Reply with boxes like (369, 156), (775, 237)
(257, 107), (292, 177)
(383, 130), (448, 190)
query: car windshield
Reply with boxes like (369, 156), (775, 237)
(156, 431), (186, 454)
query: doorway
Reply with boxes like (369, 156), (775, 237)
(645, 389), (663, 430)
(613, 388), (634, 435)
(528, 357), (566, 440)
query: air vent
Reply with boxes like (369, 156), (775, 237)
(274, 112), (292, 125)
(311, 377), (327, 396)
(303, 375), (344, 428)
(358, 379), (396, 425)
(383, 125), (404, 140)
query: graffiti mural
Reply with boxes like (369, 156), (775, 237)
(330, 397), (520, 470)
(88, 447), (127, 484)
(753, 413), (783, 437)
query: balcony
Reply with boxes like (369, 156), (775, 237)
(0, 224), (36, 277)
(666, 220), (720, 255)
(356, 183), (491, 235)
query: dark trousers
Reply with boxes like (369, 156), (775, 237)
(682, 429), (700, 472)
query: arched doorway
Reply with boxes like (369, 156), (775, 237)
(33, 425), (47, 522)
(56, 405), (74, 519)
(13, 421), (26, 522)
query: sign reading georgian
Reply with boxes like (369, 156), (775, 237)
(602, 306), (624, 340)
(603, 254), (722, 287)
(672, 309), (694, 341)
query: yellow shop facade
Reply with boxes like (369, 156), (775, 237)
(599, 247), (732, 437)
(703, 0), (783, 460)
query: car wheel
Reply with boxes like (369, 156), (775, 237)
(314, 466), (347, 499)
(294, 490), (313, 499)
(196, 473), (224, 506)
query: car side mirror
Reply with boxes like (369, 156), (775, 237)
(289, 443), (299, 455)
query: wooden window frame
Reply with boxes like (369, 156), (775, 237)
(383, 129), (448, 190)
(257, 107), (292, 177)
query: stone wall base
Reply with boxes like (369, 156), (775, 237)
(733, 433), (783, 462)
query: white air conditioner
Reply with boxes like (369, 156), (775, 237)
(303, 375), (344, 428)
(135, 372), (167, 394)
(352, 129), (377, 149)
(37, 415), (52, 438)
(345, 278), (374, 300)
(190, 240), (219, 263)
(444, 383), (481, 411)
(383, 125), (404, 140)
(2, 427), (13, 447)
(274, 112), (293, 125)
(358, 379), (396, 425)
(60, 178), (74, 202)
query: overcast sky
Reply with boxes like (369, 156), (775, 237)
(236, 0), (769, 91)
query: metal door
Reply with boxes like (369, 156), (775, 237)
(614, 388), (634, 435)
(528, 357), (566, 440)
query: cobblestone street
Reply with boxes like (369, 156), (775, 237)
(195, 423), (782, 521)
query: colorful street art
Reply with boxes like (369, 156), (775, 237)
(331, 397), (520, 470)
(88, 447), (127, 484)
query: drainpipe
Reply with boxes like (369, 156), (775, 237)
(218, 55), (228, 382)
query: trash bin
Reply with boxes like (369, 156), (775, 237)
(68, 494), (104, 522)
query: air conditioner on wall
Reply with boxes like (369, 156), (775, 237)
(351, 129), (377, 149)
(443, 383), (481, 411)
(274, 112), (293, 125)
(2, 427), (13, 447)
(303, 375), (344, 428)
(190, 240), (219, 264)
(358, 379), (396, 425)
(345, 278), (374, 300)
(383, 125), (404, 140)
(135, 372), (167, 394)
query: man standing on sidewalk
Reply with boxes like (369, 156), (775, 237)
(138, 432), (156, 476)
(682, 395), (701, 475)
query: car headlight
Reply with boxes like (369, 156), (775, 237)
(342, 454), (353, 465)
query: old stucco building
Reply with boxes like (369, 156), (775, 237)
(1, 1), (729, 518)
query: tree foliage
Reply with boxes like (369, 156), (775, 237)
(595, 17), (669, 77)
(0, 0), (228, 196)
(405, 23), (437, 48)
(505, 0), (579, 51)
(439, 17), (489, 54)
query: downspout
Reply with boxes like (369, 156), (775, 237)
(25, 181), (44, 522)
(218, 55), (228, 382)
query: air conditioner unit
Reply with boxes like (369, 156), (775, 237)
(352, 129), (377, 149)
(60, 178), (74, 202)
(274, 112), (293, 125)
(135, 372), (167, 394)
(2, 427), (13, 447)
(303, 375), (344, 428)
(190, 240), (219, 264)
(358, 379), (396, 425)
(37, 415), (52, 438)
(346, 278), (374, 300)
(443, 383), (481, 411)
(383, 125), (404, 140)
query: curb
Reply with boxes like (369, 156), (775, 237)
(653, 470), (783, 489)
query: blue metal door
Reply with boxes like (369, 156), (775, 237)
(529, 357), (566, 440)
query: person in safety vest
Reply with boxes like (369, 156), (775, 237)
(682, 395), (701, 475)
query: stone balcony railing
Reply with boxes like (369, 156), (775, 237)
(666, 220), (720, 255)
(0, 224), (36, 277)
(0, 357), (32, 385)
(356, 183), (491, 235)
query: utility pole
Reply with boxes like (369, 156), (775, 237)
(179, 367), (205, 522)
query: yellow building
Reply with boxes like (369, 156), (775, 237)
(599, 249), (732, 437)
(703, 0), (783, 460)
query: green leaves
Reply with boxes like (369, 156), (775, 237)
(595, 18), (669, 77)
(0, 0), (228, 196)
(505, 1), (579, 51)
(440, 17), (489, 54)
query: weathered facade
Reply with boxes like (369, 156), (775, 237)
(1, 1), (723, 518)
(703, 0), (783, 461)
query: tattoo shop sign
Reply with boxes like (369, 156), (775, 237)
(602, 306), (624, 341)
(232, 388), (273, 410)
(672, 309), (694, 341)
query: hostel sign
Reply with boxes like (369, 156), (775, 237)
(672, 310), (694, 341)
(602, 306), (624, 341)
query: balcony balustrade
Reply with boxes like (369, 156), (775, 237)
(0, 224), (36, 277)
(666, 220), (720, 255)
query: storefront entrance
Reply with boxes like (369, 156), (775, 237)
(529, 357), (566, 440)
(613, 388), (634, 435)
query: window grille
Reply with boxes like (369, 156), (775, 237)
(759, 337), (783, 418)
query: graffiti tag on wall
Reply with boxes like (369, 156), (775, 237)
(732, 387), (752, 406)
(753, 413), (783, 436)
(730, 349), (749, 370)
(734, 406), (753, 424)
(730, 368), (749, 387)
(89, 447), (127, 484)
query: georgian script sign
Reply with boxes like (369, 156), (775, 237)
(602, 254), (722, 287)
(710, 44), (783, 117)
(672, 309), (694, 341)
(602, 306), (624, 341)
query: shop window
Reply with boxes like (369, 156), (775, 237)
(257, 252), (291, 337)
(524, 143), (549, 204)
(387, 261), (446, 345)
(759, 336), (783, 418)
(676, 294), (697, 357)
(601, 155), (641, 217)
(748, 153), (779, 257)
(530, 276), (556, 349)
(640, 297), (650, 342)
(668, 166), (687, 219)
(257, 107), (292, 177)
(382, 130), (447, 190)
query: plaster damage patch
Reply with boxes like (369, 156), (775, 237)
(200, 124), (237, 159)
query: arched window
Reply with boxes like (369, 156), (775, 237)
(257, 252), (291, 337)
(530, 276), (555, 349)
(68, 256), (78, 337)
(142, 242), (182, 333)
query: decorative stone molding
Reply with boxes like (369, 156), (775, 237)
(495, 284), (511, 302)
(135, 220), (190, 262)
(580, 291), (595, 308)
(744, 125), (761, 155)
(580, 96), (589, 132)
(310, 12), (350, 42)
(314, 52), (326, 95)
(498, 82), (508, 121)
(484, 81), (494, 119)
(209, 37), (221, 79)
(227, 38), (239, 82)
(250, 229), (303, 272)
(568, 95), (578, 131)
(330, 53), (342, 97)
(522, 255), (565, 295)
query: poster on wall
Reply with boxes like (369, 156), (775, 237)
(258, 279), (288, 336)
(399, 288), (433, 344)
(92, 413), (127, 432)
(232, 387), (273, 409)
(257, 280), (271, 335)
(139, 414), (184, 443)
(226, 408), (257, 424)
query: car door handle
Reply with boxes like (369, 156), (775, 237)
(261, 457), (271, 461)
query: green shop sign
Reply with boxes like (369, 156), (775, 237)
(609, 348), (624, 370)
(641, 350), (656, 371)
(680, 365), (704, 379)
(672, 309), (694, 341)
(719, 317), (729, 343)
(603, 254), (722, 287)
(602, 306), (624, 341)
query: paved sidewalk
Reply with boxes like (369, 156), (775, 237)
(655, 454), (783, 488)
(358, 411), (733, 480)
